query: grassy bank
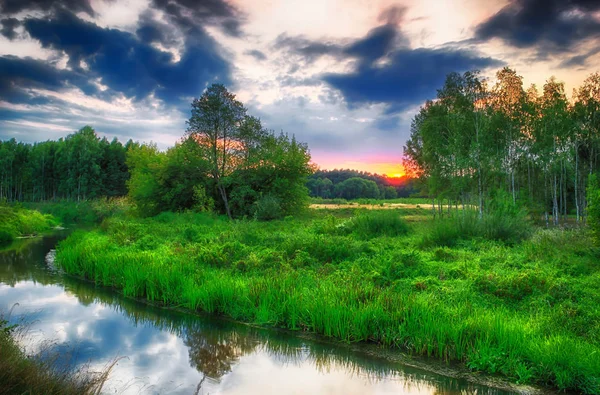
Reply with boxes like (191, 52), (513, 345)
(55, 208), (600, 393)
(23, 198), (128, 226)
(0, 206), (59, 246)
(0, 318), (110, 395)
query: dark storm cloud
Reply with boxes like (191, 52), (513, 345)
(274, 35), (344, 62)
(475, 0), (600, 53)
(245, 49), (267, 61)
(344, 24), (405, 65)
(0, 0), (94, 16)
(20, 10), (230, 106)
(277, 19), (503, 116)
(0, 18), (19, 40)
(275, 23), (408, 65)
(0, 55), (96, 103)
(323, 47), (503, 113)
(150, 0), (243, 38)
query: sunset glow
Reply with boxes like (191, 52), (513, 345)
(1, 0), (599, 172)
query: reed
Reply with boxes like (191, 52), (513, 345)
(55, 209), (600, 394)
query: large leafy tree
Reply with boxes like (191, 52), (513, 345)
(186, 84), (246, 219)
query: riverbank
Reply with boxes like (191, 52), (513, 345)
(55, 209), (600, 394)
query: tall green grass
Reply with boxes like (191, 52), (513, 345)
(422, 209), (532, 247)
(55, 210), (600, 393)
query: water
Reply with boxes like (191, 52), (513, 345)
(0, 234), (517, 394)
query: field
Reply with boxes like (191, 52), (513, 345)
(53, 204), (600, 394)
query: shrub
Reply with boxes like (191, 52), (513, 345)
(423, 206), (532, 247)
(588, 174), (600, 244)
(254, 195), (283, 221)
(346, 211), (410, 238)
(0, 230), (13, 246)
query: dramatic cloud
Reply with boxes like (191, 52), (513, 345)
(0, 0), (598, 173)
(324, 47), (503, 113)
(0, 18), (20, 40)
(0, 0), (95, 16)
(23, 10), (230, 106)
(476, 0), (600, 55)
(150, 0), (244, 38)
(0, 55), (96, 103)
(276, 19), (502, 114)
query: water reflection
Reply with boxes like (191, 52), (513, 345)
(0, 236), (516, 394)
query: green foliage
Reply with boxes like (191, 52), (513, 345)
(54, 208), (600, 393)
(404, 69), (600, 228)
(0, 230), (14, 246)
(0, 126), (130, 202)
(343, 211), (410, 238)
(0, 206), (59, 243)
(423, 192), (532, 247)
(253, 195), (283, 221)
(334, 177), (380, 200)
(588, 174), (600, 244)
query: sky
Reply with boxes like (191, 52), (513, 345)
(1, 0), (599, 176)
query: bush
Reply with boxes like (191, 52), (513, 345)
(254, 195), (283, 221)
(0, 230), (14, 246)
(345, 211), (410, 238)
(423, 201), (532, 247)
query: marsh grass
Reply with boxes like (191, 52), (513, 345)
(55, 209), (600, 394)
(422, 209), (533, 247)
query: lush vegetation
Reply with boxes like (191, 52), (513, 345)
(0, 205), (59, 246)
(5, 76), (600, 394)
(405, 69), (600, 224)
(0, 317), (111, 394)
(55, 207), (600, 393)
(0, 126), (130, 202)
(307, 169), (418, 199)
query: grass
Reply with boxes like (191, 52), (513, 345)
(0, 205), (59, 246)
(309, 197), (432, 206)
(422, 209), (533, 247)
(0, 316), (112, 395)
(55, 208), (600, 393)
(23, 198), (128, 226)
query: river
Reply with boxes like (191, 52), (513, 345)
(0, 233), (520, 394)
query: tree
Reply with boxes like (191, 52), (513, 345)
(186, 84), (246, 219)
(334, 177), (380, 199)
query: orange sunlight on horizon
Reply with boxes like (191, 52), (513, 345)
(318, 161), (406, 178)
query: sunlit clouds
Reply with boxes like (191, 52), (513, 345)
(1, 0), (599, 176)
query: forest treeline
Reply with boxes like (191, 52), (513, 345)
(307, 169), (417, 199)
(0, 84), (312, 220)
(404, 68), (600, 224)
(0, 127), (130, 202)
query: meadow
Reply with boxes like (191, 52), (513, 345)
(54, 205), (600, 394)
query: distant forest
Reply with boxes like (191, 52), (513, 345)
(0, 126), (130, 202)
(307, 170), (417, 199)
